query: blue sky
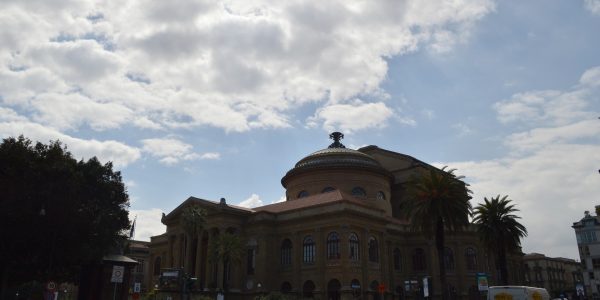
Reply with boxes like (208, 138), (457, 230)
(1, 0), (599, 260)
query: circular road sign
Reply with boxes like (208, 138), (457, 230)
(46, 281), (56, 291)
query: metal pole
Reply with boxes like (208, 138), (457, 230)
(113, 282), (117, 300)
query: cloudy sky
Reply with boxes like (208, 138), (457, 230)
(1, 0), (599, 260)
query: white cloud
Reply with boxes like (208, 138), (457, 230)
(141, 138), (202, 165)
(30, 92), (133, 131)
(446, 66), (600, 259)
(0, 120), (141, 168)
(200, 152), (220, 160)
(453, 123), (474, 136)
(272, 195), (286, 204)
(584, 0), (600, 15)
(238, 193), (264, 208)
(494, 89), (595, 127)
(0, 0), (496, 135)
(128, 208), (166, 241)
(0, 107), (28, 122)
(308, 100), (394, 133)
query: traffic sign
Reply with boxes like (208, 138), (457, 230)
(46, 281), (56, 292)
(111, 265), (125, 283)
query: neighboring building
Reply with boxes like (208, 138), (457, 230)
(147, 133), (524, 300)
(573, 208), (600, 300)
(127, 240), (151, 293)
(522, 253), (583, 298)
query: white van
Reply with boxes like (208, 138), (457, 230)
(487, 286), (550, 300)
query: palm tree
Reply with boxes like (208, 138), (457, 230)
(472, 195), (527, 285)
(209, 232), (244, 291)
(180, 204), (207, 278)
(402, 167), (472, 300)
(181, 204), (207, 238)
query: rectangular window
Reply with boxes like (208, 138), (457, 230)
(590, 272), (595, 279)
(136, 259), (144, 273)
(593, 259), (600, 269)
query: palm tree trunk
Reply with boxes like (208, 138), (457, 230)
(436, 217), (448, 300)
(498, 245), (509, 285)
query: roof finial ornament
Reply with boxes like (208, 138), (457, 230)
(328, 132), (346, 148)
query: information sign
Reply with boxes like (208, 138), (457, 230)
(111, 265), (125, 283)
(477, 273), (488, 291)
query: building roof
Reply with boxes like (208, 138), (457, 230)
(253, 189), (384, 214)
(162, 196), (253, 224)
(103, 254), (139, 265)
(281, 132), (391, 186)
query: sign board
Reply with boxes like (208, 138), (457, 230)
(134, 282), (141, 293)
(162, 270), (180, 277)
(423, 277), (429, 297)
(111, 265), (125, 283)
(477, 273), (488, 291)
(378, 283), (386, 294)
(351, 283), (361, 289)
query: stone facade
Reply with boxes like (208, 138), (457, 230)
(573, 208), (600, 300)
(522, 253), (583, 298)
(147, 133), (524, 299)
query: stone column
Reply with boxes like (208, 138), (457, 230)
(316, 227), (325, 300)
(293, 231), (302, 297)
(185, 233), (193, 274)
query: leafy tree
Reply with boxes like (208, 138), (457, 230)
(208, 232), (244, 291)
(0, 136), (130, 296)
(402, 167), (472, 300)
(472, 195), (527, 285)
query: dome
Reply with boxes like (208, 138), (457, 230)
(281, 132), (390, 186)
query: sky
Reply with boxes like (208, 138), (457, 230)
(1, 0), (599, 260)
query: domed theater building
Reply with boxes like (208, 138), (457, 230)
(147, 133), (524, 300)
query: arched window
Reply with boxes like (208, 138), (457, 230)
(377, 191), (386, 201)
(327, 279), (341, 300)
(351, 187), (366, 197)
(303, 280), (315, 298)
(465, 247), (477, 271)
(412, 248), (426, 271)
(303, 236), (316, 263)
(349, 233), (360, 261)
(351, 279), (362, 298)
(368, 237), (379, 262)
(322, 187), (336, 193)
(327, 232), (340, 259)
(281, 282), (292, 294)
(393, 248), (401, 271)
(297, 190), (309, 198)
(444, 247), (455, 270)
(281, 239), (292, 266)
(153, 256), (161, 275)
